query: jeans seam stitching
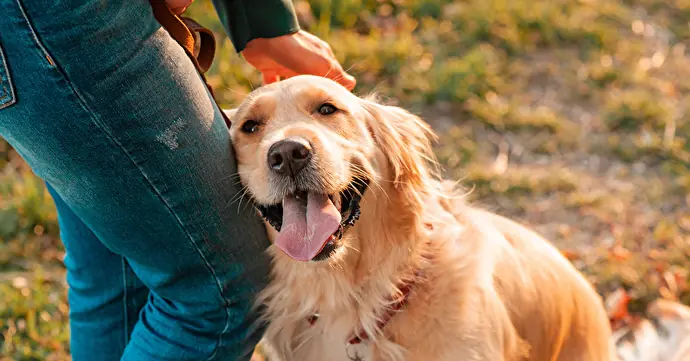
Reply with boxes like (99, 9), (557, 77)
(36, 34), (229, 359)
(207, 308), (231, 360)
(15, 0), (57, 68)
(193, 71), (233, 361)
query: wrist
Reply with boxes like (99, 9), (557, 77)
(242, 31), (300, 57)
(212, 0), (301, 52)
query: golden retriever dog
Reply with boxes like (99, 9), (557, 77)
(225, 75), (615, 361)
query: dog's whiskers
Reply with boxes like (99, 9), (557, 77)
(218, 171), (245, 183)
(323, 65), (335, 80)
(226, 169), (263, 211)
(350, 165), (388, 203)
(227, 184), (249, 209)
(331, 61), (361, 84)
(236, 185), (254, 214)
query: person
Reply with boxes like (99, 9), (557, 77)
(0, 0), (355, 360)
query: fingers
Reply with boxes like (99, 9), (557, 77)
(303, 41), (357, 89)
(315, 61), (357, 91)
(317, 41), (356, 89)
(326, 65), (356, 90)
(273, 47), (356, 90)
(165, 0), (194, 14)
(321, 40), (337, 60)
(245, 31), (357, 90)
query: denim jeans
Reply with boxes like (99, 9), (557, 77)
(0, 0), (271, 360)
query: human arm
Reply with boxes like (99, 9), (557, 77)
(168, 0), (356, 89)
(212, 0), (356, 89)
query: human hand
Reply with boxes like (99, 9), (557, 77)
(241, 30), (356, 90)
(165, 0), (193, 15)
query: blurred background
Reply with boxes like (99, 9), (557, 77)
(2, 0), (689, 359)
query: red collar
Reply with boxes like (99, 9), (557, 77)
(307, 250), (431, 345)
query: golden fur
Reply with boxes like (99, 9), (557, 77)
(226, 75), (615, 361)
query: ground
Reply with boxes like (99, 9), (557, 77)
(1, 0), (689, 359)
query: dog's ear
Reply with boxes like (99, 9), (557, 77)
(361, 97), (438, 190)
(222, 108), (238, 121)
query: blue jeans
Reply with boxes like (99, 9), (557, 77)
(0, 1), (271, 360)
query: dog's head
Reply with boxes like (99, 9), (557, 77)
(228, 75), (437, 262)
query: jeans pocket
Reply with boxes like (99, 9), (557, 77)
(0, 42), (17, 110)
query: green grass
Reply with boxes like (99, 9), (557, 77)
(2, 0), (690, 359)
(604, 89), (673, 131)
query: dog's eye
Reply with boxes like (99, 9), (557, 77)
(241, 120), (260, 133)
(318, 103), (338, 115)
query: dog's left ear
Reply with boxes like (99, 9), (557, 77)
(361, 97), (438, 190)
(222, 108), (238, 120)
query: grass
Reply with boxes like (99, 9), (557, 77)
(2, 0), (690, 359)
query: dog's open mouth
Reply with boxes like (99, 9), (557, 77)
(255, 179), (369, 262)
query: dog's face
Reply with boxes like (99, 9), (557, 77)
(228, 75), (435, 262)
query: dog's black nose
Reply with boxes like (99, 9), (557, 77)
(267, 138), (312, 176)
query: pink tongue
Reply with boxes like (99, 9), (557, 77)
(275, 193), (342, 261)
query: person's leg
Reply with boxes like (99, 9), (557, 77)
(0, 1), (271, 360)
(46, 183), (150, 361)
